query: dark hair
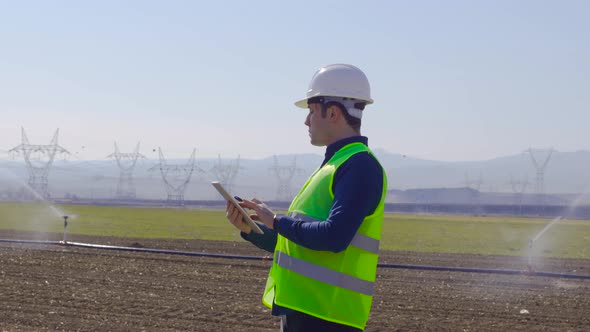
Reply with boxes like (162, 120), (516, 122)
(321, 101), (362, 132)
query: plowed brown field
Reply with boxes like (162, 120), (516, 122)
(1, 231), (589, 331)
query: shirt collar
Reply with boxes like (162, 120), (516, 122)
(322, 136), (368, 166)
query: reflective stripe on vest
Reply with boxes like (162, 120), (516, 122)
(289, 212), (380, 254)
(275, 250), (375, 296)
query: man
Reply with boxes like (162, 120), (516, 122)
(226, 64), (387, 331)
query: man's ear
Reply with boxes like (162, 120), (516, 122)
(328, 105), (341, 121)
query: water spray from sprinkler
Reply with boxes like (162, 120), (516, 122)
(527, 216), (562, 273)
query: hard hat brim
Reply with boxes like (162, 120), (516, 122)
(294, 98), (309, 109)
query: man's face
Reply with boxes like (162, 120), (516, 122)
(304, 103), (330, 146)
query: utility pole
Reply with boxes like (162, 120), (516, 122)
(150, 148), (197, 205)
(106, 142), (145, 199)
(8, 128), (69, 199)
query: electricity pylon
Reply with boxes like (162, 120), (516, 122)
(525, 148), (554, 195)
(210, 155), (241, 193)
(8, 128), (69, 199)
(106, 142), (145, 199)
(149, 148), (197, 204)
(269, 155), (303, 201)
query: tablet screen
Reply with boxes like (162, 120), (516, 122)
(211, 181), (264, 234)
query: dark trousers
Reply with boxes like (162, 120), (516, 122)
(280, 311), (362, 332)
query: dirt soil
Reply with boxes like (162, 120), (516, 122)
(1, 230), (589, 332)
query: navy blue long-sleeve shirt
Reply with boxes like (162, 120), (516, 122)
(241, 135), (384, 315)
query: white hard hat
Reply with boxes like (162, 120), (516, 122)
(294, 64), (373, 109)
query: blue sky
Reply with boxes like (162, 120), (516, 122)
(1, 0), (588, 161)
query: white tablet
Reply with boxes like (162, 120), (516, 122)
(211, 181), (264, 234)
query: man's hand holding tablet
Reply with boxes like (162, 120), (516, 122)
(212, 181), (264, 234)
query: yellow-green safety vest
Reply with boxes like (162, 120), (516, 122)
(262, 142), (388, 330)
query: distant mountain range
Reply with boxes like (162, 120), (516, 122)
(1, 150), (589, 204)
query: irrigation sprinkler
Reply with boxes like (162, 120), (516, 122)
(62, 215), (69, 244)
(527, 216), (563, 272)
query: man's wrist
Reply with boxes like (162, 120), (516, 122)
(272, 214), (279, 230)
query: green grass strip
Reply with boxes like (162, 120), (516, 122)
(1, 202), (589, 259)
